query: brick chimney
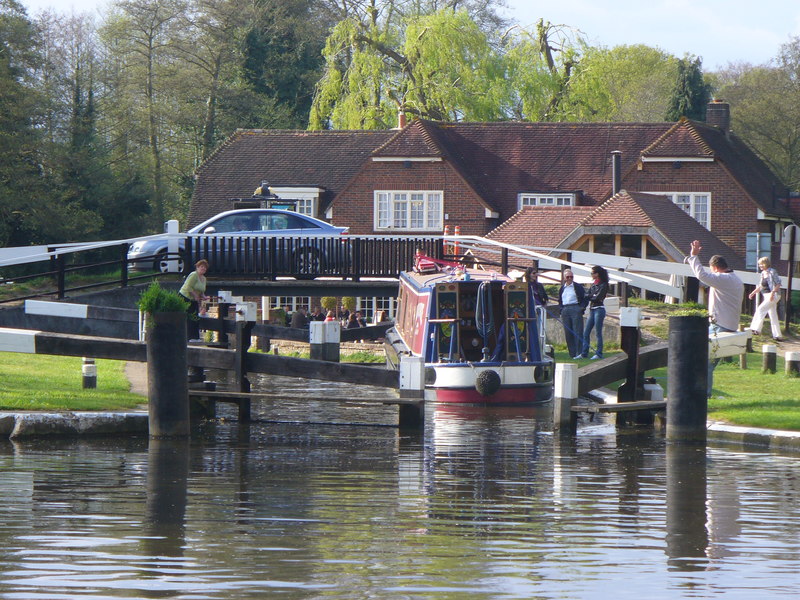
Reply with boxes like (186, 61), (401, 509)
(398, 110), (407, 129)
(706, 99), (730, 135)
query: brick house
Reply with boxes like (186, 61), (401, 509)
(189, 101), (797, 267)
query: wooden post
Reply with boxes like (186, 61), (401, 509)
(553, 362), (577, 434)
(739, 325), (748, 369)
(147, 311), (190, 437)
(786, 351), (800, 377)
(398, 355), (425, 429)
(666, 315), (708, 442)
(784, 224), (796, 331)
(234, 320), (254, 422)
(762, 344), (777, 374)
(617, 308), (642, 404)
(81, 357), (97, 389)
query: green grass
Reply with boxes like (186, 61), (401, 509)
(559, 348), (800, 431)
(0, 354), (145, 411)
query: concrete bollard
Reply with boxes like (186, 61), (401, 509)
(553, 362), (578, 434)
(762, 344), (777, 374)
(81, 357), (97, 389)
(786, 351), (800, 377)
(399, 355), (426, 399)
(146, 311), (189, 437)
(666, 315), (708, 442)
(310, 320), (340, 362)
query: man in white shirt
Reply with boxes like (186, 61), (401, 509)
(558, 269), (587, 359)
(686, 240), (744, 396)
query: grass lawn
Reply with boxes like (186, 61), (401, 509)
(559, 349), (800, 431)
(0, 354), (145, 411)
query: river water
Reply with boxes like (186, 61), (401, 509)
(1, 376), (799, 599)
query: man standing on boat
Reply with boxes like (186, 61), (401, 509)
(558, 269), (587, 360)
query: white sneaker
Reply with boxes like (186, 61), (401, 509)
(590, 354), (601, 360)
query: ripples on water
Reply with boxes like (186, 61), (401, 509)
(1, 378), (799, 599)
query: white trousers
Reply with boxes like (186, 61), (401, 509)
(750, 294), (781, 338)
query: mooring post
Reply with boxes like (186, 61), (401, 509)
(398, 355), (425, 429)
(81, 357), (97, 389)
(762, 344), (777, 374)
(234, 319), (254, 422)
(553, 362), (578, 434)
(147, 311), (190, 437)
(666, 315), (708, 442)
(786, 351), (800, 377)
(617, 307), (642, 403)
(310, 320), (340, 362)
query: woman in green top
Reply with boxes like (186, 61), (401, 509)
(179, 259), (209, 340)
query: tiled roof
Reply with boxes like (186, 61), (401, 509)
(486, 206), (594, 248)
(640, 118), (714, 157)
(579, 191), (743, 268)
(188, 129), (395, 227)
(372, 119), (445, 157)
(486, 192), (744, 269)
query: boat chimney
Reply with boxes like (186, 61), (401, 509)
(611, 151), (622, 195)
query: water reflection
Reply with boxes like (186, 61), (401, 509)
(0, 397), (799, 598)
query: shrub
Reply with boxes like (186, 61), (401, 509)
(137, 282), (188, 314)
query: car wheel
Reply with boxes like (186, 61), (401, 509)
(294, 247), (321, 279)
(155, 251), (186, 274)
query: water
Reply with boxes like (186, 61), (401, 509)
(1, 381), (800, 599)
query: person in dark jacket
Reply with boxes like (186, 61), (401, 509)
(290, 307), (309, 329)
(581, 266), (609, 359)
(525, 267), (549, 306)
(558, 269), (587, 360)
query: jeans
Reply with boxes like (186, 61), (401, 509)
(560, 304), (584, 358)
(708, 323), (733, 396)
(582, 306), (606, 357)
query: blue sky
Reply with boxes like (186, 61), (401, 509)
(21, 0), (800, 71)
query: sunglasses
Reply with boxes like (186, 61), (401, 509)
(564, 275), (573, 279)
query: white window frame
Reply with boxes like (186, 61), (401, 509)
(518, 193), (576, 209)
(268, 187), (321, 217)
(649, 191), (710, 229)
(374, 191), (443, 231)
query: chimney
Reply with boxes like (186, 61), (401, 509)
(706, 99), (730, 135)
(611, 151), (622, 195)
(398, 110), (407, 129)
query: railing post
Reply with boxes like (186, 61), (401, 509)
(352, 237), (362, 281)
(55, 254), (66, 299)
(119, 243), (129, 288)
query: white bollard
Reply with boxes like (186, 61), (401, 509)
(399, 355), (426, 398)
(554, 362), (578, 432)
(786, 351), (800, 377)
(82, 357), (97, 389)
(762, 343), (777, 374)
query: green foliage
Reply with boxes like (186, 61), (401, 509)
(341, 296), (356, 310)
(137, 282), (188, 314)
(564, 45), (678, 121)
(321, 296), (338, 311)
(665, 56), (711, 121)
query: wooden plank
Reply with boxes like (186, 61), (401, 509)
(188, 389), (419, 405)
(572, 400), (667, 414)
(246, 352), (399, 389)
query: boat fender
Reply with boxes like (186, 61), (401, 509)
(475, 369), (501, 396)
(425, 367), (437, 385)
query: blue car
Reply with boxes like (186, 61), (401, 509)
(128, 209), (349, 277)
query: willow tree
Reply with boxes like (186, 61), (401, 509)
(563, 44), (678, 122)
(309, 8), (508, 129)
(502, 19), (581, 121)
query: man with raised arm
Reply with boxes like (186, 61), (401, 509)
(686, 240), (744, 397)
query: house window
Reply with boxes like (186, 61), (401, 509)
(652, 192), (710, 229)
(518, 193), (575, 209)
(295, 198), (313, 216)
(375, 191), (443, 231)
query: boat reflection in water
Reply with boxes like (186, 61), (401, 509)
(386, 255), (555, 405)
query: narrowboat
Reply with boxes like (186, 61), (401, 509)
(385, 259), (555, 405)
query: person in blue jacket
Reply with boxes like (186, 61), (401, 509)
(558, 269), (587, 360)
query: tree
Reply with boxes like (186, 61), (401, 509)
(665, 55), (711, 121)
(716, 50), (800, 190)
(563, 44), (678, 122)
(309, 8), (512, 128)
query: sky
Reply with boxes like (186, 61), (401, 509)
(19, 0), (800, 71)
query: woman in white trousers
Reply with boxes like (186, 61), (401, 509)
(748, 256), (782, 341)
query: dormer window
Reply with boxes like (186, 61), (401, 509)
(518, 193), (576, 209)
